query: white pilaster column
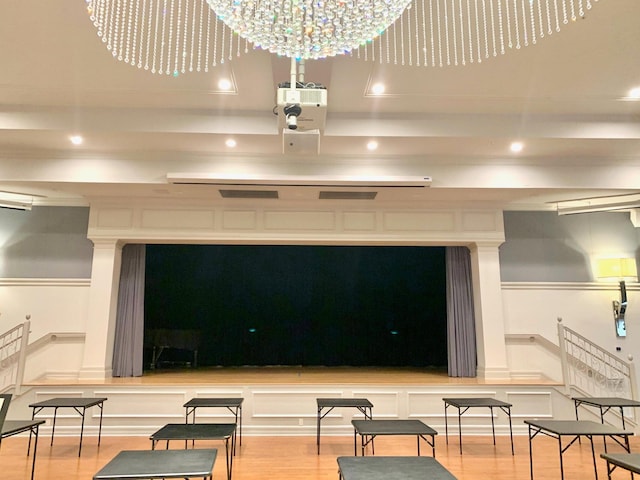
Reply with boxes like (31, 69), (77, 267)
(469, 242), (510, 380)
(79, 239), (123, 379)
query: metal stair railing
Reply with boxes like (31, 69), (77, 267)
(558, 318), (637, 401)
(0, 317), (30, 394)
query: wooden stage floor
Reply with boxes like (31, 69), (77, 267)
(27, 366), (559, 386)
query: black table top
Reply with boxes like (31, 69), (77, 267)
(525, 419), (633, 436)
(93, 448), (217, 479)
(1, 419), (45, 437)
(184, 398), (244, 408)
(443, 397), (512, 408)
(29, 397), (107, 408)
(573, 397), (640, 407)
(352, 419), (437, 436)
(317, 398), (373, 408)
(337, 456), (457, 480)
(600, 453), (640, 474)
(150, 423), (236, 441)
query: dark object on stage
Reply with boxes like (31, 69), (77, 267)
(145, 329), (200, 369)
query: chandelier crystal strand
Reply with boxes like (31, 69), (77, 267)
(518, 0), (527, 47)
(456, 0), (463, 65)
(421, 0), (428, 66)
(197, 0), (204, 72)
(117, 0), (126, 60)
(144, 0), (153, 70)
(474, 0), (481, 62)
(106, 0), (115, 53)
(124, 0), (133, 64)
(545, 0), (552, 34)
(413, 1), (420, 66)
(188, 0), (196, 72)
(452, 0), (459, 65)
(481, 0), (490, 59)
(488, 0), (497, 57)
(167, 0), (175, 75)
(529, 0), (536, 45)
(220, 23), (226, 64)
(181, 0), (189, 74)
(132, 0), (140, 66)
(208, 6), (214, 69)
(174, 0), (183, 75)
(466, 0), (473, 64)
(401, 9), (406, 66)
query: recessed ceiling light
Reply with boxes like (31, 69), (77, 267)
(225, 138), (237, 148)
(218, 78), (232, 91)
(371, 83), (385, 95)
(367, 140), (378, 151)
(69, 135), (83, 145)
(628, 87), (640, 99)
(510, 141), (523, 153)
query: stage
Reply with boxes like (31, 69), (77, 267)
(25, 366), (560, 387)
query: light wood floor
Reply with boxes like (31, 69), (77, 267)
(1, 432), (635, 480)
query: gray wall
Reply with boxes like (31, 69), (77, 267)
(0, 206), (93, 278)
(1, 206), (638, 282)
(500, 211), (640, 282)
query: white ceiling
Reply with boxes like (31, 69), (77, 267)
(0, 0), (639, 210)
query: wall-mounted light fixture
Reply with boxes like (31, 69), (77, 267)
(596, 257), (638, 337)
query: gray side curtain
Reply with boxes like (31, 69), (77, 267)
(112, 244), (145, 377)
(446, 246), (477, 377)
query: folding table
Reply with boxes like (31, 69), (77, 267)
(93, 448), (217, 479)
(525, 419), (633, 480)
(29, 396), (107, 456)
(317, 398), (373, 454)
(351, 419), (438, 457)
(184, 397), (244, 450)
(573, 397), (640, 429)
(337, 455), (458, 480)
(443, 397), (514, 455)
(150, 423), (235, 480)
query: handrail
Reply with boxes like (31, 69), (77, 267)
(0, 318), (30, 394)
(558, 318), (637, 401)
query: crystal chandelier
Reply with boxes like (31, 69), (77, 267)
(206, 0), (413, 60)
(85, 0), (603, 73)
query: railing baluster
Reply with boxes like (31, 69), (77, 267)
(558, 318), (637, 403)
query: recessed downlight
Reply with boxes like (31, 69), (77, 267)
(510, 141), (523, 153)
(628, 87), (640, 99)
(367, 140), (378, 151)
(225, 138), (237, 148)
(371, 83), (385, 95)
(218, 78), (233, 91)
(69, 135), (83, 145)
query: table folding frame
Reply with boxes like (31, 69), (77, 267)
(351, 419), (437, 457)
(29, 397), (107, 456)
(1, 419), (45, 480)
(574, 397), (640, 430)
(184, 397), (243, 453)
(443, 397), (514, 455)
(600, 452), (640, 480)
(526, 419), (633, 480)
(150, 423), (235, 480)
(316, 398), (373, 454)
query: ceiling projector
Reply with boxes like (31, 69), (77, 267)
(276, 82), (327, 132)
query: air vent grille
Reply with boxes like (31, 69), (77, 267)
(319, 191), (377, 200)
(220, 190), (279, 199)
